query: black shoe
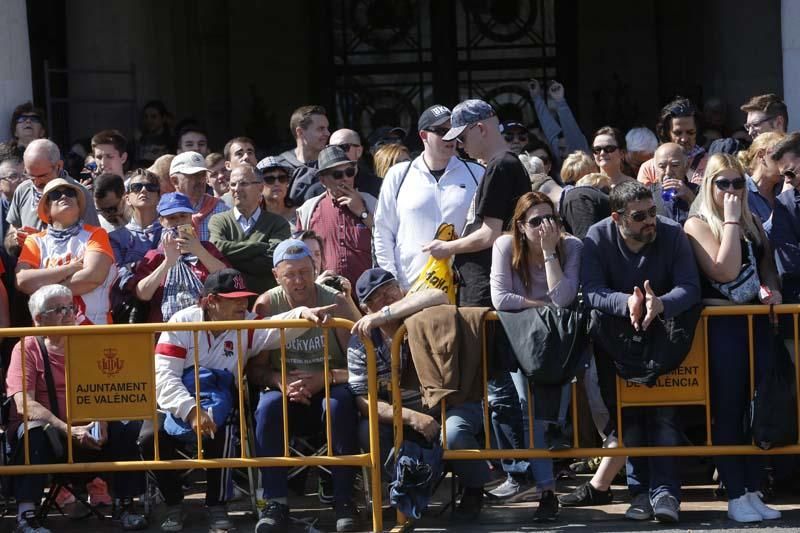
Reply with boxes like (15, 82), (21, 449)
(533, 490), (559, 522)
(544, 424), (572, 451)
(335, 500), (359, 532)
(256, 501), (289, 533)
(455, 487), (483, 521)
(318, 471), (334, 505)
(557, 482), (613, 507)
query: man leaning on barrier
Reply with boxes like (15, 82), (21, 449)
(347, 268), (491, 521)
(140, 268), (334, 532)
(5, 284), (147, 533)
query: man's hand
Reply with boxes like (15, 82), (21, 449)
(410, 412), (441, 442)
(642, 280), (664, 331)
(628, 286), (644, 331)
(528, 78), (542, 98)
(548, 81), (565, 101)
(10, 225), (38, 249)
(71, 424), (102, 451)
(175, 232), (203, 257)
(351, 312), (382, 338)
(318, 270), (353, 298)
(300, 303), (337, 326)
(761, 287), (783, 305)
(286, 370), (326, 405)
(162, 232), (181, 266)
(662, 178), (695, 202)
(421, 239), (453, 259)
(187, 407), (217, 438)
(335, 183), (366, 216)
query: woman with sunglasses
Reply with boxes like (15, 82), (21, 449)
(1, 102), (47, 158)
(684, 153), (782, 523)
(592, 126), (634, 187)
(490, 191), (582, 521)
(257, 156), (298, 225)
(16, 178), (116, 325)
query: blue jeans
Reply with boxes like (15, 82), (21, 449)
(254, 384), (357, 506)
(359, 402), (490, 488)
(623, 406), (683, 501)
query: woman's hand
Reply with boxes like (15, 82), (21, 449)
(539, 218), (560, 255)
(761, 287), (782, 305)
(722, 193), (741, 223)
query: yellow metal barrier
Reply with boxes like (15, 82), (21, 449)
(389, 306), (800, 530)
(1, 318), (384, 533)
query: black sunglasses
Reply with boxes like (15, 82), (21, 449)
(128, 182), (160, 193)
(326, 166), (357, 180)
(504, 133), (528, 142)
(592, 145), (619, 155)
(713, 177), (746, 191)
(337, 143), (361, 152)
(619, 205), (657, 222)
(524, 214), (555, 228)
(16, 114), (42, 124)
(264, 173), (290, 185)
(47, 187), (78, 202)
(426, 127), (450, 137)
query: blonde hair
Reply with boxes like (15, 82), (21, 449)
(697, 153), (761, 246)
(576, 172), (611, 189)
(518, 152), (545, 176)
(560, 150), (598, 184)
(374, 144), (410, 178)
(737, 131), (785, 172)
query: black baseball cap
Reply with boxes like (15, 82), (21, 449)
(203, 268), (257, 299)
(418, 105), (452, 132)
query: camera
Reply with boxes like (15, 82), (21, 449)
(321, 275), (345, 293)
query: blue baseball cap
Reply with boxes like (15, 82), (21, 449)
(273, 239), (312, 267)
(157, 192), (195, 216)
(356, 268), (397, 305)
(442, 99), (497, 142)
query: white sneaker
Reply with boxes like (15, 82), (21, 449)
(727, 495), (762, 523)
(746, 491), (781, 520)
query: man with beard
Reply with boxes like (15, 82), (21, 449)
(580, 180), (700, 524)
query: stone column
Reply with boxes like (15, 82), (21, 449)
(0, 0), (33, 141)
(783, 0), (800, 130)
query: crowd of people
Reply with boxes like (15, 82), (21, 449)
(0, 85), (799, 533)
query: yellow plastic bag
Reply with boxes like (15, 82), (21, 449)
(408, 223), (458, 304)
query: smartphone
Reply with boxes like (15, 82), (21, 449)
(177, 223), (196, 240)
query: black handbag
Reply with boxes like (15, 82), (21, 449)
(746, 308), (799, 449)
(589, 303), (702, 386)
(35, 337), (66, 458)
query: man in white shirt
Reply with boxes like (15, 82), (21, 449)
(373, 104), (483, 289)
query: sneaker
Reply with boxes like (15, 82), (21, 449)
(335, 501), (358, 532)
(558, 482), (613, 507)
(533, 490), (559, 522)
(624, 493), (653, 521)
(318, 472), (334, 505)
(14, 510), (51, 533)
(727, 494), (761, 523)
(455, 487), (483, 521)
(746, 491), (781, 520)
(256, 501), (289, 533)
(113, 499), (148, 531)
(652, 493), (680, 523)
(488, 475), (522, 499)
(87, 477), (112, 506)
(207, 505), (233, 530)
(160, 504), (184, 532)
(544, 424), (572, 451)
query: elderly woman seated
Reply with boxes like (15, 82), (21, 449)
(5, 284), (146, 533)
(16, 178), (116, 325)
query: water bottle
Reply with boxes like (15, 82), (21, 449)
(661, 187), (677, 202)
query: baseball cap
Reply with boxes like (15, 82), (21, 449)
(317, 145), (352, 173)
(38, 178), (86, 223)
(442, 99), (497, 141)
(418, 105), (452, 132)
(273, 239), (312, 267)
(257, 156), (294, 174)
(356, 268), (397, 305)
(367, 126), (407, 151)
(169, 151), (207, 175)
(157, 192), (195, 216)
(501, 121), (526, 133)
(202, 268), (257, 299)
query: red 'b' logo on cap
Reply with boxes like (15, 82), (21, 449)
(232, 275), (246, 290)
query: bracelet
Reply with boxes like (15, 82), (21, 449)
(544, 253), (557, 263)
(723, 221), (739, 226)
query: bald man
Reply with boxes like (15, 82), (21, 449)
(653, 142), (697, 225)
(329, 128), (381, 197)
(5, 139), (100, 256)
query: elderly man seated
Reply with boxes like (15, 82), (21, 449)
(140, 268), (333, 532)
(347, 268), (491, 521)
(5, 284), (147, 533)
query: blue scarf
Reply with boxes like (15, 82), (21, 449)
(47, 221), (82, 244)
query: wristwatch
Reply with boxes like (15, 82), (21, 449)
(360, 210), (369, 220)
(381, 305), (392, 321)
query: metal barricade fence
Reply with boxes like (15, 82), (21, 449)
(0, 318), (385, 533)
(389, 306), (800, 530)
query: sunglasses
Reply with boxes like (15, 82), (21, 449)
(263, 173), (290, 185)
(619, 205), (657, 222)
(0, 172), (22, 182)
(592, 145), (619, 155)
(325, 166), (357, 180)
(504, 133), (528, 142)
(426, 127), (450, 137)
(456, 123), (478, 144)
(524, 214), (555, 228)
(337, 143), (361, 152)
(98, 205), (121, 215)
(42, 304), (75, 317)
(16, 114), (42, 124)
(47, 187), (78, 202)
(128, 182), (160, 193)
(713, 177), (746, 191)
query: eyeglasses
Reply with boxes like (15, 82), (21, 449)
(229, 180), (263, 189)
(744, 115), (775, 133)
(0, 172), (22, 182)
(524, 214), (555, 228)
(263, 173), (290, 185)
(128, 182), (160, 193)
(325, 166), (357, 180)
(42, 304), (75, 317)
(456, 123), (478, 144)
(46, 187), (78, 202)
(592, 145), (619, 155)
(337, 143), (361, 152)
(16, 114), (42, 124)
(426, 127), (450, 137)
(504, 133), (528, 142)
(713, 177), (746, 191)
(619, 205), (657, 222)
(98, 204), (121, 215)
